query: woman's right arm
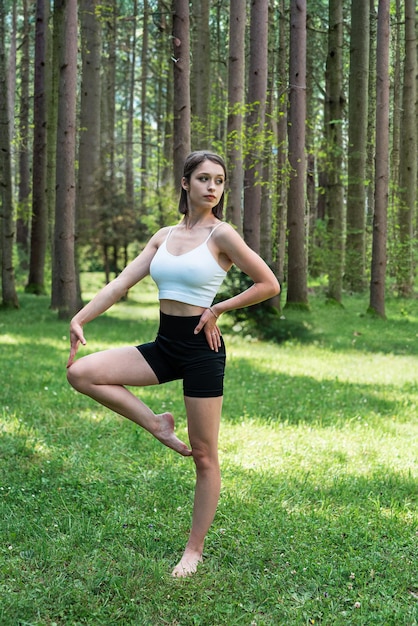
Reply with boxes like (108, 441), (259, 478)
(67, 231), (164, 367)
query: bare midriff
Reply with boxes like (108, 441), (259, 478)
(159, 299), (206, 317)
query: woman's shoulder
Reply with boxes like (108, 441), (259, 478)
(149, 225), (175, 245)
(212, 221), (242, 244)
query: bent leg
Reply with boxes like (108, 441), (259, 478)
(172, 395), (222, 577)
(67, 347), (191, 456)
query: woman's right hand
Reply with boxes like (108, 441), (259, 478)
(67, 320), (86, 368)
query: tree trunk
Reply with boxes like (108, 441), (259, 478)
(125, 0), (137, 221)
(16, 0), (31, 258)
(243, 0), (268, 253)
(139, 0), (149, 207)
(345, 0), (369, 292)
(172, 0), (191, 190)
(26, 0), (49, 295)
(52, 0), (79, 319)
(324, 0), (345, 304)
(286, 0), (308, 307)
(369, 0), (390, 318)
(226, 0), (245, 233)
(275, 0), (287, 294)
(260, 4), (275, 265)
(396, 0), (417, 297)
(77, 0), (102, 243)
(366, 0), (377, 227)
(0, 0), (19, 308)
(99, 0), (117, 281)
(190, 0), (210, 149)
(390, 0), (402, 251)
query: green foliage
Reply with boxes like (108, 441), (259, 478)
(1, 285), (417, 624)
(215, 266), (312, 343)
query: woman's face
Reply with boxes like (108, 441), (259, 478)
(183, 159), (225, 211)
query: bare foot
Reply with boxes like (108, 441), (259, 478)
(153, 412), (192, 456)
(171, 549), (203, 578)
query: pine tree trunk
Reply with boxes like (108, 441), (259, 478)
(172, 0), (191, 189)
(0, 0), (19, 308)
(17, 0), (31, 257)
(369, 0), (390, 318)
(345, 0), (369, 292)
(190, 0), (210, 148)
(52, 0), (79, 320)
(396, 0), (417, 297)
(226, 0), (245, 232)
(27, 0), (49, 295)
(77, 0), (102, 243)
(243, 0), (268, 253)
(275, 0), (287, 292)
(140, 0), (149, 206)
(324, 0), (344, 304)
(286, 0), (308, 307)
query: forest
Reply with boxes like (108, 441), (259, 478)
(0, 0), (417, 319)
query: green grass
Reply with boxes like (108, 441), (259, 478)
(0, 275), (417, 625)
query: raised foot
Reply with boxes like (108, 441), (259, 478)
(171, 550), (203, 578)
(154, 412), (192, 456)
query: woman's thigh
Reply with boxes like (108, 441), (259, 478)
(184, 396), (223, 453)
(68, 347), (159, 387)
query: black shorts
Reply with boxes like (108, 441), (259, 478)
(136, 312), (226, 398)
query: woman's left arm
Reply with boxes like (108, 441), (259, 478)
(194, 225), (280, 342)
(211, 224), (280, 317)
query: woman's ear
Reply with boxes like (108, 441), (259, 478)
(181, 177), (189, 191)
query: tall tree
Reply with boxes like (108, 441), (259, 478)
(395, 0), (417, 297)
(390, 0), (402, 249)
(324, 0), (345, 303)
(274, 0), (288, 292)
(190, 0), (210, 149)
(139, 0), (149, 207)
(366, 0), (377, 226)
(260, 56), (274, 264)
(99, 0), (117, 283)
(286, 0), (308, 307)
(26, 0), (49, 295)
(16, 0), (31, 258)
(0, 0), (19, 308)
(77, 0), (102, 242)
(125, 0), (137, 224)
(172, 0), (191, 189)
(226, 0), (245, 233)
(369, 0), (390, 318)
(243, 0), (268, 253)
(52, 0), (79, 319)
(345, 0), (369, 292)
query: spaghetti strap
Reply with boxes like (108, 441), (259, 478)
(205, 222), (225, 242)
(164, 227), (174, 242)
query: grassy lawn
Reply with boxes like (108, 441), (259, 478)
(1, 275), (417, 625)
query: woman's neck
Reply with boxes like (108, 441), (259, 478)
(182, 214), (217, 230)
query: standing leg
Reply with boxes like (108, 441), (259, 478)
(67, 347), (192, 456)
(172, 395), (222, 577)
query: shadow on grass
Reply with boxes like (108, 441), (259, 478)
(222, 357), (415, 426)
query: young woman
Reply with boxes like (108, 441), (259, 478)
(67, 151), (280, 577)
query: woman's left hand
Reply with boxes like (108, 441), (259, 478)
(194, 309), (222, 352)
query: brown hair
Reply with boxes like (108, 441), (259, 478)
(178, 151), (228, 219)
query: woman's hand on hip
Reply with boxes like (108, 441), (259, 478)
(194, 309), (222, 352)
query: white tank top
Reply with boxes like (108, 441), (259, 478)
(150, 223), (227, 307)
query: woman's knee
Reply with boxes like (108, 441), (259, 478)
(67, 360), (87, 391)
(191, 444), (219, 472)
